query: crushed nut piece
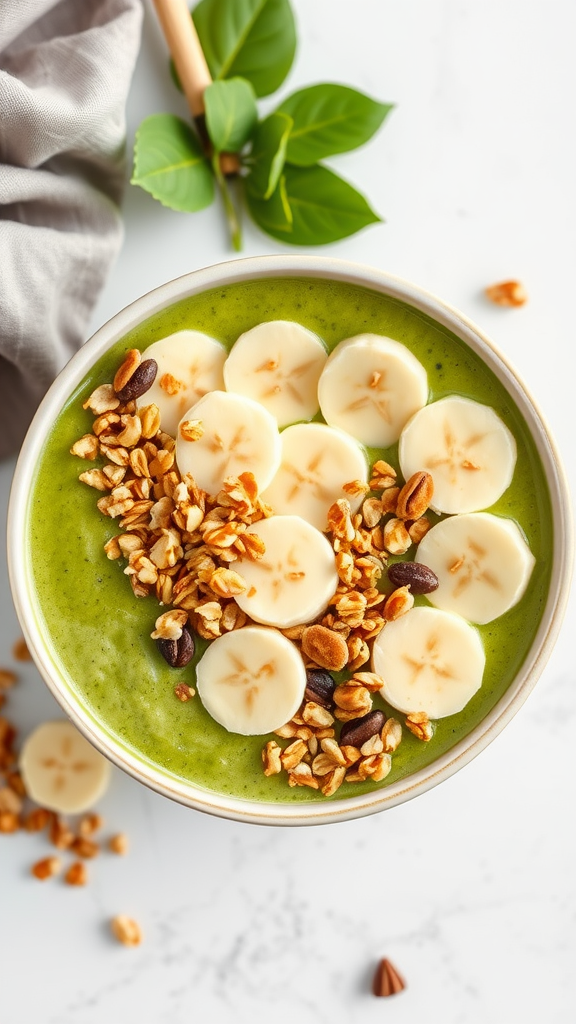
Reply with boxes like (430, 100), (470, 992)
(396, 471), (434, 521)
(31, 856), (61, 880)
(321, 766), (346, 797)
(79, 813), (103, 837)
(280, 739), (308, 771)
(405, 711), (433, 741)
(70, 434), (100, 460)
(0, 669), (17, 691)
(383, 517), (411, 555)
(11, 638), (29, 663)
(151, 608), (188, 641)
(109, 833), (129, 855)
(287, 763), (319, 789)
(180, 419), (204, 442)
(407, 516), (431, 543)
(70, 837), (100, 859)
(83, 384), (119, 415)
(301, 625), (349, 672)
(485, 279), (527, 307)
(362, 497), (383, 529)
(49, 815), (74, 850)
(384, 586), (414, 621)
(0, 811), (19, 833)
(65, 861), (88, 886)
(381, 718), (402, 753)
(25, 808), (51, 832)
(0, 786), (22, 815)
(111, 915), (143, 947)
(113, 349), (141, 393)
(174, 683), (195, 702)
(262, 741), (282, 776)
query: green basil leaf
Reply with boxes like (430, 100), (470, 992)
(247, 163), (381, 245)
(245, 112), (292, 199)
(246, 172), (293, 236)
(192, 0), (296, 97)
(277, 84), (393, 166)
(204, 78), (257, 152)
(131, 114), (214, 212)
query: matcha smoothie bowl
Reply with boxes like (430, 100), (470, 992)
(7, 256), (573, 825)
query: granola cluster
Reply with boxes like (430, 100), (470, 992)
(262, 673), (404, 797)
(74, 374), (274, 642)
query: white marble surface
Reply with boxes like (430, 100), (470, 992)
(1, 1), (575, 1021)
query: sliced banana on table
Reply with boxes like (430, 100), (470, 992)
(223, 320), (327, 427)
(261, 422), (368, 531)
(415, 512), (535, 624)
(372, 607), (485, 719)
(175, 390), (281, 495)
(234, 515), (339, 628)
(20, 720), (111, 814)
(399, 395), (517, 514)
(137, 331), (227, 436)
(317, 334), (428, 447)
(196, 626), (307, 735)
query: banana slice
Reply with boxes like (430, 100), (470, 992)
(175, 391), (281, 495)
(137, 331), (226, 436)
(19, 720), (112, 814)
(317, 334), (428, 446)
(261, 422), (368, 531)
(223, 320), (327, 426)
(372, 607), (485, 718)
(399, 396), (516, 514)
(196, 626), (306, 735)
(415, 512), (535, 624)
(234, 515), (339, 628)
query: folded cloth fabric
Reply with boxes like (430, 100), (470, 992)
(0, 0), (143, 459)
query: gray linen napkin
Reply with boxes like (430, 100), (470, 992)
(0, 0), (143, 459)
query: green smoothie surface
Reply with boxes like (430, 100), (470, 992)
(26, 277), (553, 803)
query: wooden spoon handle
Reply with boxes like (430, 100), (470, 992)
(151, 0), (240, 174)
(152, 0), (211, 117)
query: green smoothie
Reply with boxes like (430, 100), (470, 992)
(26, 277), (552, 803)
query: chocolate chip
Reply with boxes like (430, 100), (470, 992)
(340, 710), (385, 748)
(156, 626), (195, 668)
(115, 359), (158, 402)
(304, 669), (335, 708)
(387, 561), (439, 595)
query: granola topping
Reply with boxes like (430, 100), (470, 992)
(69, 339), (500, 801)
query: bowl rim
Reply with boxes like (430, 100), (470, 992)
(7, 254), (574, 826)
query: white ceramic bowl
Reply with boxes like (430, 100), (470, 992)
(7, 256), (573, 825)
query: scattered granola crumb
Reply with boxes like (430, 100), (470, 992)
(31, 856), (61, 880)
(405, 711), (433, 742)
(174, 683), (195, 702)
(0, 669), (18, 690)
(111, 915), (142, 947)
(24, 808), (51, 832)
(0, 786), (23, 815)
(372, 957), (406, 997)
(78, 813), (103, 837)
(6, 770), (26, 797)
(49, 815), (74, 850)
(108, 832), (129, 855)
(485, 279), (528, 307)
(12, 638), (31, 662)
(65, 861), (88, 886)
(0, 811), (20, 833)
(70, 836), (100, 859)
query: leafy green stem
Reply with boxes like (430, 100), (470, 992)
(212, 152), (242, 251)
